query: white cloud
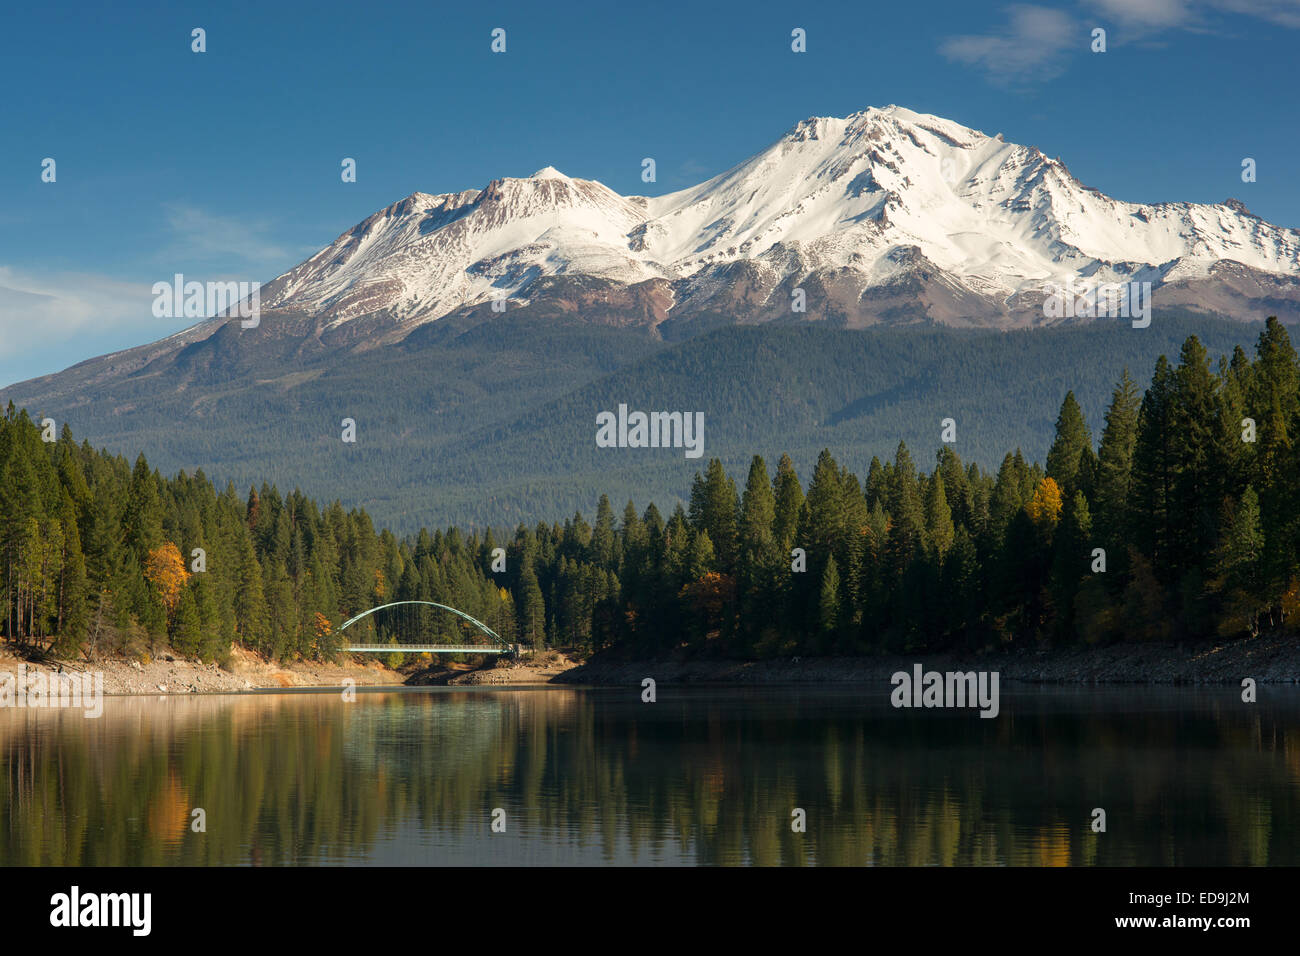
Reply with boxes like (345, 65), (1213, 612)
(939, 6), (1078, 81)
(1089, 0), (1195, 28)
(0, 198), (320, 385)
(1089, 0), (1300, 29)
(1220, 0), (1300, 28)
(160, 202), (298, 265)
(0, 267), (187, 386)
(0, 267), (157, 357)
(944, 1), (1300, 82)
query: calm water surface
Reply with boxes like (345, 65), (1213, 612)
(2, 684), (1297, 865)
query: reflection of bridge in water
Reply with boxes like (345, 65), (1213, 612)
(336, 601), (519, 657)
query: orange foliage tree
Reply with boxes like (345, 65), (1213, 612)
(144, 542), (190, 614)
(310, 612), (333, 655)
(1025, 477), (1063, 530)
(679, 572), (737, 633)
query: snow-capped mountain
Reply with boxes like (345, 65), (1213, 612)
(6, 106), (1292, 530)
(256, 105), (1300, 332)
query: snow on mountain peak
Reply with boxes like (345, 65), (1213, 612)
(257, 106), (1300, 330)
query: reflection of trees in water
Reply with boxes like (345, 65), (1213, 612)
(1, 690), (1297, 865)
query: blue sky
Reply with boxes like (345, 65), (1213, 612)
(2, 0), (1298, 386)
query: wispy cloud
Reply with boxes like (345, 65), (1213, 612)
(1089, 0), (1300, 30)
(0, 199), (318, 385)
(160, 202), (299, 266)
(0, 267), (154, 354)
(943, 1), (1300, 83)
(1088, 0), (1195, 29)
(1219, 0), (1300, 28)
(939, 6), (1078, 83)
(0, 267), (174, 386)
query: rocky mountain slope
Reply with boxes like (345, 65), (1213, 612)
(254, 105), (1300, 333)
(3, 107), (1296, 529)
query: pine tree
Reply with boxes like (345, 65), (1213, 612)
(1132, 355), (1175, 571)
(1095, 369), (1141, 555)
(52, 487), (89, 656)
(865, 456), (886, 511)
(1045, 391), (1092, 495)
(936, 448), (971, 529)
(1214, 486), (1265, 636)
(233, 532), (269, 649)
(802, 449), (846, 572)
(1248, 318), (1300, 601)
(517, 563), (546, 648)
(171, 585), (202, 657)
(942, 526), (982, 643)
(591, 494), (616, 567)
(885, 442), (926, 585)
(1049, 491), (1092, 639)
(989, 453), (1022, 543)
(192, 574), (226, 661)
(737, 456), (778, 647)
(924, 468), (955, 562)
(686, 530), (716, 581)
(817, 553), (841, 638)
(772, 454), (804, 556)
(1167, 336), (1228, 584)
(688, 459), (739, 572)
(122, 455), (164, 560)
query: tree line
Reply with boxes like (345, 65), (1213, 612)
(2, 319), (1297, 663)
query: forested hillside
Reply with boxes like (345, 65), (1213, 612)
(443, 314), (1267, 529)
(3, 319), (1297, 663)
(1, 312), (1267, 531)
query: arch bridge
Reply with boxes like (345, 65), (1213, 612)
(335, 601), (519, 657)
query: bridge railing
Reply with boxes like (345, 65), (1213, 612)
(340, 643), (519, 656)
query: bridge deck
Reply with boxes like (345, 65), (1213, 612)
(342, 644), (509, 654)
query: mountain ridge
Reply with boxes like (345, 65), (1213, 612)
(250, 104), (1300, 333)
(4, 106), (1298, 529)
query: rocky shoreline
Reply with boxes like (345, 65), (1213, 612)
(0, 645), (404, 696)
(553, 633), (1300, 686)
(4, 632), (1296, 698)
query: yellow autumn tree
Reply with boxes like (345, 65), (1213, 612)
(1025, 477), (1063, 530)
(678, 572), (736, 634)
(310, 612), (333, 656)
(144, 542), (189, 614)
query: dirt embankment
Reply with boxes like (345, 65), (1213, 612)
(0, 644), (405, 696)
(553, 633), (1300, 686)
(406, 652), (581, 686)
(4, 634), (1295, 696)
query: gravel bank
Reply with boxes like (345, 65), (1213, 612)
(407, 653), (581, 685)
(553, 633), (1300, 686)
(6, 632), (1295, 696)
(0, 645), (404, 696)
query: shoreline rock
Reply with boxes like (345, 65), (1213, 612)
(0, 644), (404, 697)
(4, 632), (1295, 697)
(553, 633), (1300, 686)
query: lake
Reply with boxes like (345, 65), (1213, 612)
(2, 684), (1296, 865)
